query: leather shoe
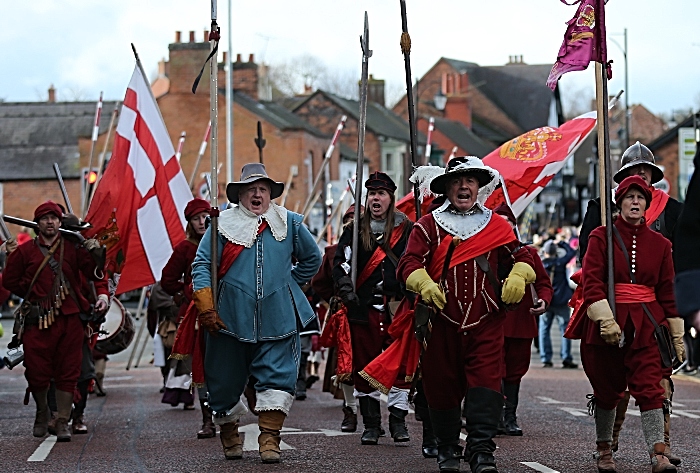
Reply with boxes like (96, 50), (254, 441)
(71, 414), (88, 434)
(563, 360), (578, 369)
(340, 406), (357, 432)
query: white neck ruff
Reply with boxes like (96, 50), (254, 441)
(432, 200), (492, 240)
(218, 203), (288, 248)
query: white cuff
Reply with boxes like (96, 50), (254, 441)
(256, 389), (294, 415)
(211, 399), (248, 425)
(387, 387), (410, 410)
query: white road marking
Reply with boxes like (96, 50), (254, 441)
(27, 436), (56, 462)
(557, 407), (589, 417)
(673, 410), (700, 419)
(536, 396), (576, 404)
(521, 462), (560, 473)
(239, 423), (295, 451)
(103, 376), (133, 381)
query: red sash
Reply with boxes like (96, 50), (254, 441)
(359, 214), (516, 394)
(170, 221), (269, 387)
(615, 283), (655, 303)
(646, 188), (669, 227)
(356, 221), (407, 288)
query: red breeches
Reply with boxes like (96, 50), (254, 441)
(23, 314), (84, 393)
(422, 313), (504, 410)
(581, 341), (664, 411)
(502, 337), (532, 384)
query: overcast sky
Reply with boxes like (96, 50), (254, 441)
(2, 0), (699, 117)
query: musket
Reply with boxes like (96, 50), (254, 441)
(254, 121), (266, 164)
(351, 12), (371, 289)
(53, 163), (74, 216)
(82, 92), (103, 218)
(2, 215), (85, 242)
(189, 121), (212, 190)
(399, 0), (421, 220)
(301, 115), (348, 216)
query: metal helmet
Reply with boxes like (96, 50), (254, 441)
(613, 141), (664, 184)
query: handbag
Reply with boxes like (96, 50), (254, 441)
(612, 227), (679, 369)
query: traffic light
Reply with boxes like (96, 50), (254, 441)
(82, 167), (99, 207)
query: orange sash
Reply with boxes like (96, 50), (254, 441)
(356, 221), (407, 288)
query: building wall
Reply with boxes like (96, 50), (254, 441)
(2, 179), (83, 234)
(653, 140), (679, 199)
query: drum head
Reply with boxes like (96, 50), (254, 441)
(97, 299), (125, 342)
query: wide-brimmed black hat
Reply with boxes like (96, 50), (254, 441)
(226, 163), (285, 204)
(429, 156), (497, 195)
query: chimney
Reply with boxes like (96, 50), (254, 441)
(365, 74), (385, 107)
(232, 52), (259, 100)
(175, 31), (181, 43)
(204, 30), (209, 41)
(48, 84), (56, 103)
(189, 31), (195, 42)
(167, 29), (212, 94)
(222, 51), (228, 64)
(158, 58), (166, 77)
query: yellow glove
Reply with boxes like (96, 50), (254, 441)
(501, 262), (536, 305)
(406, 268), (446, 310)
(192, 287), (228, 334)
(667, 317), (686, 363)
(587, 299), (621, 345)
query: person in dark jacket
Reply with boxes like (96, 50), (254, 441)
(540, 238), (577, 368)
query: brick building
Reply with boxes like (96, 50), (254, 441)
(0, 91), (118, 233)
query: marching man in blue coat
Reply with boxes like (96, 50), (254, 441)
(191, 163), (322, 464)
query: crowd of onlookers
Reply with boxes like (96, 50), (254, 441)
(528, 224), (700, 375)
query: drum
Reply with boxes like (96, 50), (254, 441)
(95, 298), (135, 355)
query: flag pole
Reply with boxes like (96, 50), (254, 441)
(424, 117), (435, 163)
(399, 0), (421, 220)
(82, 92), (103, 218)
(352, 13), (371, 289)
(593, 1), (615, 316)
(208, 0), (221, 308)
(175, 131), (187, 162)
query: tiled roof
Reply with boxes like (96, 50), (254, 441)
(232, 91), (326, 137)
(0, 101), (118, 180)
(432, 117), (495, 158)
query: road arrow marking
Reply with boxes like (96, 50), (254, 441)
(521, 462), (560, 473)
(239, 423), (295, 451)
(28, 436), (56, 462)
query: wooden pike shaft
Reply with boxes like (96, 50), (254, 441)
(351, 12), (371, 289)
(595, 62), (616, 314)
(209, 2), (220, 309)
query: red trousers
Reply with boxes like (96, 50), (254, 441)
(502, 337), (532, 384)
(23, 314), (84, 393)
(422, 313), (504, 410)
(581, 340), (664, 411)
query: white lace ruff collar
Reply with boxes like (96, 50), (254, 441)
(432, 199), (492, 240)
(218, 203), (288, 248)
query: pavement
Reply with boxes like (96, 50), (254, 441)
(1, 312), (699, 472)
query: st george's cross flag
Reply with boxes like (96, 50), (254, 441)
(84, 63), (192, 294)
(484, 111), (597, 216)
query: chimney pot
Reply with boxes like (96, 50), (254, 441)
(204, 30), (209, 41)
(222, 51), (228, 64)
(520, 55), (524, 63)
(175, 31), (181, 43)
(248, 53), (254, 63)
(189, 31), (195, 42)
(236, 53), (242, 63)
(48, 84), (56, 103)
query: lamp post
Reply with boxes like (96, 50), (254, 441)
(610, 29), (630, 148)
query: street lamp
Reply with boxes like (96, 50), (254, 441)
(609, 29), (630, 148)
(433, 89), (447, 111)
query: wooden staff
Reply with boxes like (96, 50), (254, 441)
(82, 92), (103, 218)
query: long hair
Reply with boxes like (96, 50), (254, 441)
(185, 221), (205, 242)
(360, 192), (396, 251)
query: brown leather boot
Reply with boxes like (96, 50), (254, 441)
(660, 379), (681, 466)
(55, 390), (74, 442)
(197, 400), (216, 439)
(71, 413), (88, 434)
(611, 391), (630, 452)
(595, 441), (617, 472)
(219, 422), (243, 460)
(31, 389), (50, 438)
(258, 410), (286, 463)
(651, 442), (677, 472)
(47, 411), (58, 436)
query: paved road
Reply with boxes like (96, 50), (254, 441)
(1, 315), (699, 472)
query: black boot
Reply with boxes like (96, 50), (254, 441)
(502, 382), (523, 436)
(465, 387), (502, 473)
(415, 405), (438, 458)
(430, 407), (463, 472)
(358, 396), (381, 445)
(388, 406), (410, 442)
